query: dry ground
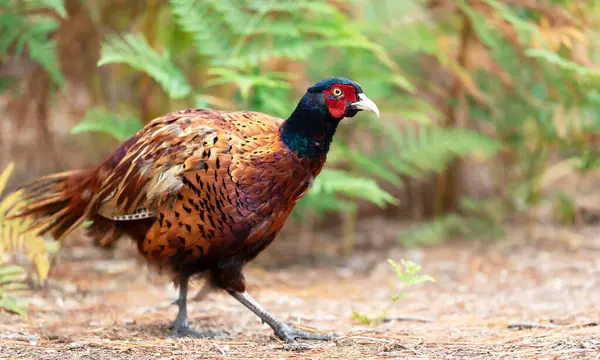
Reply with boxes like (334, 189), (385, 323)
(1, 223), (600, 360)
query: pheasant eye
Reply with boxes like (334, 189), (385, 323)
(332, 87), (343, 98)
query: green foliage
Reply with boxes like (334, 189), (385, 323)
(71, 108), (143, 141)
(370, 123), (500, 180)
(0, 0), (66, 87)
(352, 259), (434, 325)
(205, 68), (290, 105)
(551, 192), (577, 226)
(0, 163), (51, 285)
(98, 33), (192, 99)
(0, 263), (30, 317)
(401, 214), (465, 247)
(169, 0), (357, 69)
(458, 0), (600, 218)
(401, 198), (505, 247)
(0, 163), (53, 317)
(169, 0), (243, 60)
(295, 169), (397, 217)
(526, 49), (600, 81)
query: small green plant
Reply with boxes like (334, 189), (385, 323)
(352, 259), (434, 325)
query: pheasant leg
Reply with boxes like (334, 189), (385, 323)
(228, 290), (338, 343)
(169, 276), (226, 339)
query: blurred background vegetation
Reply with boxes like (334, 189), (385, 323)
(1, 0), (600, 313)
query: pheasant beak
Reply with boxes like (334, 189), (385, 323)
(351, 93), (380, 118)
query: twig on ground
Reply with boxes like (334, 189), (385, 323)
(383, 315), (435, 323)
(210, 342), (228, 355)
(282, 343), (313, 352)
(350, 336), (393, 344)
(562, 321), (599, 329)
(507, 321), (561, 330)
(66, 341), (89, 350)
(333, 329), (379, 342)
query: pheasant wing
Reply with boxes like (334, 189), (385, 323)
(91, 110), (225, 221)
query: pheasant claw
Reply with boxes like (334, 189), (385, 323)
(273, 324), (338, 343)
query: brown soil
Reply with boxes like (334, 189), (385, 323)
(1, 224), (600, 360)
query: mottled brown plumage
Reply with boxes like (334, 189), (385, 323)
(13, 77), (380, 342)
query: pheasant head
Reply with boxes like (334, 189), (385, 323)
(281, 77), (380, 158)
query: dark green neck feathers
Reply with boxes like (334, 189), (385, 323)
(280, 91), (341, 159)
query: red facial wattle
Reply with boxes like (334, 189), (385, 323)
(323, 84), (358, 119)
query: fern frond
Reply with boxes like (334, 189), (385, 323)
(296, 123), (496, 220)
(400, 214), (464, 247)
(0, 163), (50, 285)
(206, 67), (289, 103)
(226, 37), (319, 68)
(334, 144), (403, 186)
(98, 33), (192, 99)
(170, 0), (352, 69)
(0, 5), (65, 86)
(479, 0), (541, 45)
(250, 86), (295, 119)
(251, 20), (303, 38)
(0, 164), (14, 201)
(401, 197), (505, 247)
(526, 49), (600, 80)
(385, 124), (500, 179)
(246, 0), (339, 15)
(0, 263), (30, 317)
(336, 122), (499, 186)
(27, 38), (64, 86)
(304, 168), (398, 209)
(210, 0), (248, 33)
(71, 108), (143, 141)
(170, 0), (237, 59)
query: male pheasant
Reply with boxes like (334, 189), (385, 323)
(12, 77), (379, 342)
